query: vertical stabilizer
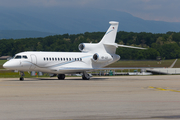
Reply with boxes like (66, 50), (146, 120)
(99, 21), (119, 44)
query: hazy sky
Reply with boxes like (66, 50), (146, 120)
(0, 0), (180, 22)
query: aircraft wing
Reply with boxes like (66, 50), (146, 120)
(57, 67), (94, 73)
(91, 67), (162, 71)
(57, 67), (157, 73)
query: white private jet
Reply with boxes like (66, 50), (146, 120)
(3, 21), (145, 80)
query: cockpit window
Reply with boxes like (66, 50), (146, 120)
(14, 55), (28, 59)
(22, 55), (28, 59)
(15, 55), (21, 59)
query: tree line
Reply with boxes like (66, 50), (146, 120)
(0, 31), (180, 60)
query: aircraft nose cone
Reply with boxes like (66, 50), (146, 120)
(3, 62), (9, 69)
(3, 60), (20, 70)
(3, 62), (13, 69)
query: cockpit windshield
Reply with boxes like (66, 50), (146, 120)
(15, 55), (21, 59)
(22, 56), (28, 59)
(14, 55), (28, 59)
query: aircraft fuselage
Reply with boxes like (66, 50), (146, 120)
(4, 51), (120, 74)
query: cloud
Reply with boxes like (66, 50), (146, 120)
(0, 0), (97, 7)
(112, 0), (180, 22)
(0, 0), (180, 22)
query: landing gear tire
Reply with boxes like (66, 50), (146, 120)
(82, 75), (90, 80)
(20, 77), (24, 81)
(82, 71), (91, 80)
(57, 74), (65, 80)
(20, 71), (25, 81)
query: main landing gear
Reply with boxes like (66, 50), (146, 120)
(82, 71), (91, 80)
(57, 72), (91, 80)
(20, 71), (24, 81)
(57, 74), (65, 80)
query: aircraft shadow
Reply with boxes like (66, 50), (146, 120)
(39, 77), (109, 81)
(5, 77), (109, 81)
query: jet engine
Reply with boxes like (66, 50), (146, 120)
(92, 53), (113, 62)
(78, 43), (97, 52)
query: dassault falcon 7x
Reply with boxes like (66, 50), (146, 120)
(3, 21), (145, 80)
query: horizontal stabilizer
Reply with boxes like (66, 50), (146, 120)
(118, 44), (147, 49)
(104, 43), (147, 50)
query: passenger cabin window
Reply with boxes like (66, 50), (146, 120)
(15, 55), (21, 59)
(43, 57), (82, 62)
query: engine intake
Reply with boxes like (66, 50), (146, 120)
(93, 53), (98, 61)
(78, 43), (85, 51)
(78, 43), (98, 52)
(92, 53), (113, 62)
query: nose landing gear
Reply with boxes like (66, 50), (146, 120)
(20, 71), (24, 81)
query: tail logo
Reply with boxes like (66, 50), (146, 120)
(106, 29), (114, 35)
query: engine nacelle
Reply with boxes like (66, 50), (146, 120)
(79, 43), (98, 52)
(92, 53), (113, 62)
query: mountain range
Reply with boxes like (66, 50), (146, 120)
(0, 7), (180, 39)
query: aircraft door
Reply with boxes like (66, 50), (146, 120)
(30, 54), (37, 70)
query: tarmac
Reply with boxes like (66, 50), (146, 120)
(0, 75), (180, 120)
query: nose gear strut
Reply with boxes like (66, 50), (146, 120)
(20, 71), (24, 81)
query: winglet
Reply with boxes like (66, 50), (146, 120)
(169, 59), (178, 68)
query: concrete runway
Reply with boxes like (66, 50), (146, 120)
(0, 75), (180, 120)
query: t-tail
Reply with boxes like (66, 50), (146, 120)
(99, 21), (119, 44)
(78, 21), (146, 55)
